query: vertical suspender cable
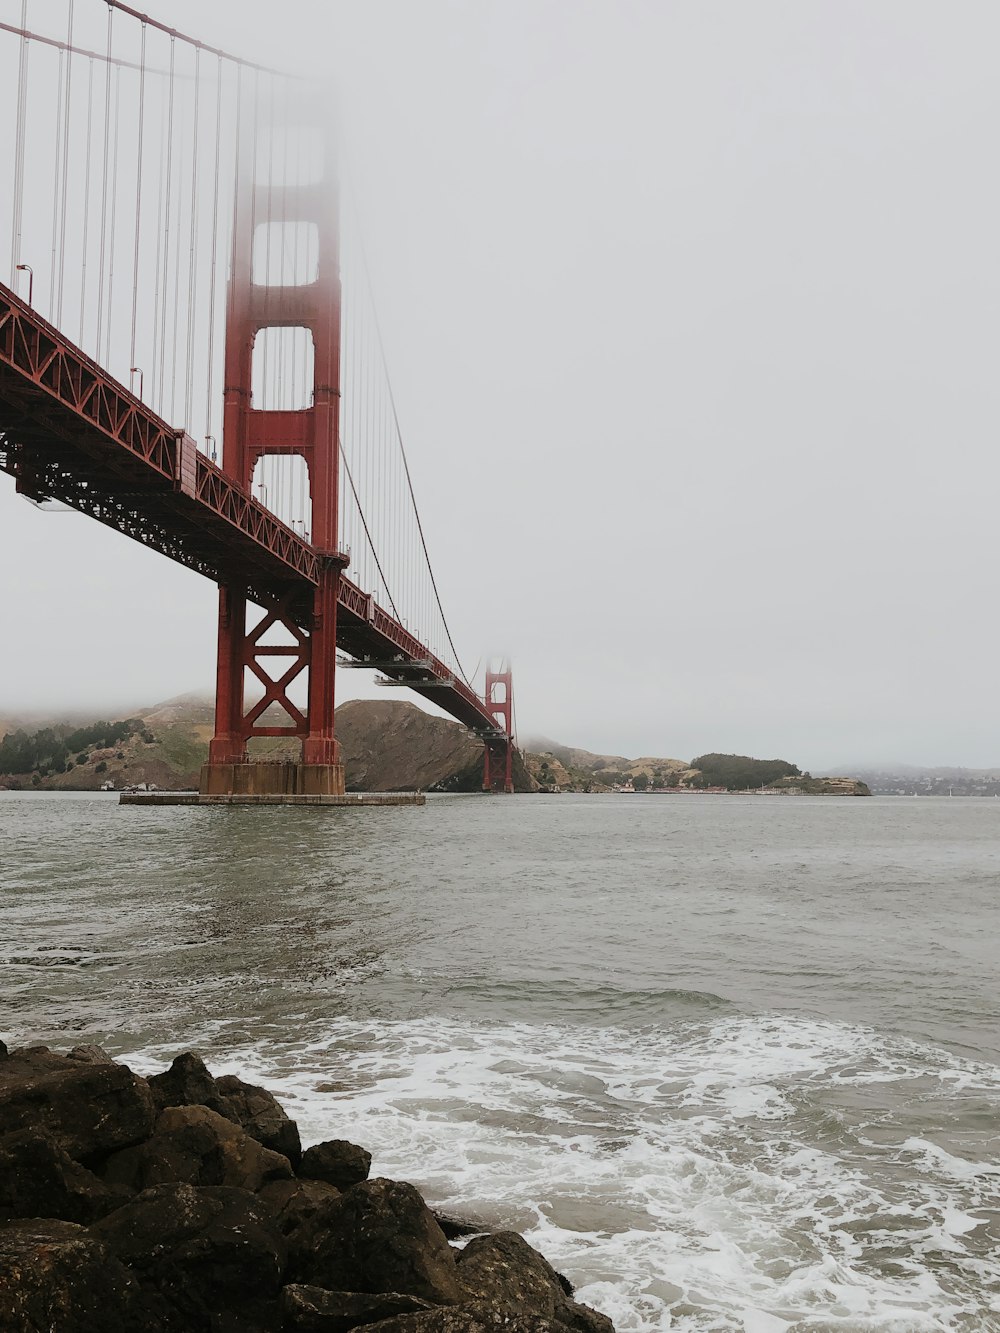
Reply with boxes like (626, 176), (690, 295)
(156, 36), (175, 409)
(169, 45), (186, 424)
(129, 21), (147, 380)
(49, 46), (65, 320)
(10, 0), (30, 285)
(183, 45), (201, 432)
(56, 0), (75, 326)
(204, 53), (224, 449)
(78, 58), (94, 345)
(95, 3), (114, 359)
(104, 62), (122, 368)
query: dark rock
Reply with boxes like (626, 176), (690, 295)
(290, 1178), (464, 1305)
(0, 1041), (8, 1060)
(67, 1044), (115, 1064)
(102, 1104), (293, 1193)
(457, 1231), (567, 1317)
(148, 1051), (229, 1116)
(433, 1212), (483, 1240)
(299, 1138), (371, 1190)
(282, 1284), (435, 1331)
(559, 1300), (616, 1333)
(0, 1127), (129, 1223)
(258, 1178), (341, 1235)
(361, 1308), (560, 1332)
(91, 1182), (287, 1307)
(0, 1046), (156, 1163)
(0, 1218), (140, 1331)
(217, 1072), (302, 1165)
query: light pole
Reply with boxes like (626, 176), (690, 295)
(15, 264), (33, 306)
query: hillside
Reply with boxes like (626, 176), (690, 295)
(0, 699), (867, 796)
(0, 695), (536, 794)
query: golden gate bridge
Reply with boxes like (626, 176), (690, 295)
(0, 0), (516, 797)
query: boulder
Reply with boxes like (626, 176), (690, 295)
(361, 1309), (561, 1332)
(0, 1046), (156, 1164)
(0, 1218), (139, 1331)
(102, 1104), (293, 1193)
(67, 1044), (115, 1065)
(290, 1178), (464, 1305)
(455, 1233), (612, 1330)
(560, 1301), (616, 1333)
(91, 1182), (287, 1307)
(258, 1178), (341, 1235)
(0, 1127), (128, 1224)
(298, 1138), (371, 1190)
(432, 1212), (482, 1240)
(148, 1052), (229, 1116)
(0, 1040), (8, 1060)
(217, 1073), (302, 1165)
(281, 1284), (435, 1331)
(456, 1231), (567, 1317)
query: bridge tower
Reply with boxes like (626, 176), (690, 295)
(483, 666), (515, 794)
(202, 98), (347, 797)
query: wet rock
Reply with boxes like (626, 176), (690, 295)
(0, 1045), (156, 1163)
(0, 1218), (140, 1332)
(361, 1308), (560, 1332)
(148, 1052), (229, 1116)
(258, 1178), (341, 1235)
(298, 1138), (371, 1190)
(456, 1231), (567, 1317)
(67, 1044), (115, 1064)
(559, 1300), (616, 1333)
(217, 1073), (302, 1165)
(0, 1041), (9, 1060)
(102, 1104), (293, 1193)
(290, 1178), (464, 1305)
(91, 1182), (287, 1311)
(281, 1284), (435, 1331)
(0, 1127), (128, 1223)
(432, 1212), (483, 1240)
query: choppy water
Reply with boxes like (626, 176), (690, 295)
(2, 791), (999, 1331)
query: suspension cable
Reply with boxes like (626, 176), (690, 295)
(341, 445), (401, 621)
(351, 220), (473, 686)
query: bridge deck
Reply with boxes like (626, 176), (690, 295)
(0, 282), (495, 738)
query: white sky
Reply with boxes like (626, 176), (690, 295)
(2, 0), (999, 768)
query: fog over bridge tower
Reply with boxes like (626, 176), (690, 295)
(203, 92), (347, 797)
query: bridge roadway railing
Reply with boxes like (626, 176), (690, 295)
(0, 280), (500, 739)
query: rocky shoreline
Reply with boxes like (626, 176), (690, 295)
(0, 1041), (616, 1332)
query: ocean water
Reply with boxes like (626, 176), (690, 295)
(2, 790), (999, 1331)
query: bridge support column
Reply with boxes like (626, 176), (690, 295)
(200, 87), (346, 801)
(483, 666), (515, 794)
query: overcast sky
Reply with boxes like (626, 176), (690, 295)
(3, 0), (999, 768)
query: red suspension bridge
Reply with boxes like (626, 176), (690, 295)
(0, 1), (516, 796)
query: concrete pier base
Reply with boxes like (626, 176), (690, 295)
(200, 761), (346, 797)
(120, 790), (425, 807)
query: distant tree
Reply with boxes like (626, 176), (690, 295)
(691, 753), (800, 790)
(95, 761), (107, 773)
(77, 753), (89, 765)
(633, 773), (649, 791)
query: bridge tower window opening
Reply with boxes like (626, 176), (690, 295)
(252, 221), (318, 288)
(251, 325), (314, 412)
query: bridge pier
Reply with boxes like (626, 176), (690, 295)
(200, 761), (345, 797)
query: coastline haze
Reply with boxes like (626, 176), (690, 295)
(3, 1), (999, 769)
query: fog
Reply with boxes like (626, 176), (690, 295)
(2, 0), (999, 769)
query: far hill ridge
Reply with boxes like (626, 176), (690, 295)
(0, 697), (868, 795)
